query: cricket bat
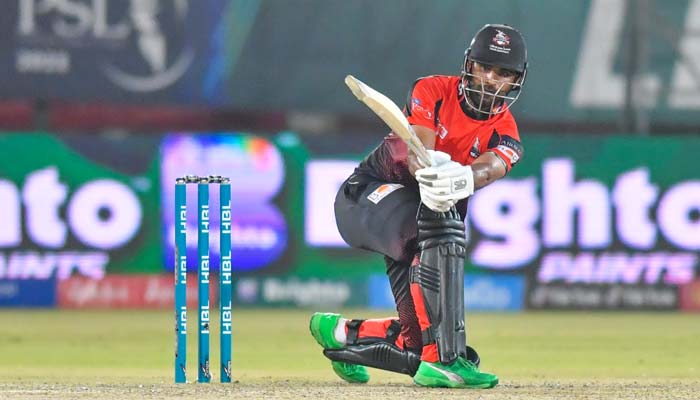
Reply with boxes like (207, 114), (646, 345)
(344, 75), (433, 167)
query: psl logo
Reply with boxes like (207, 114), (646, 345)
(17, 0), (194, 92)
(102, 0), (195, 92)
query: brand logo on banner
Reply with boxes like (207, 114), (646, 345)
(15, 0), (194, 92)
(161, 134), (288, 273)
(469, 158), (700, 285)
(261, 278), (352, 307)
(233, 277), (362, 307)
(303, 156), (700, 287)
(0, 167), (143, 280)
(57, 275), (218, 309)
(528, 282), (679, 310)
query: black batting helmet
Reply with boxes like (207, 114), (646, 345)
(466, 24), (528, 74)
(460, 24), (528, 116)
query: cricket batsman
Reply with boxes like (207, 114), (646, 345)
(309, 24), (528, 389)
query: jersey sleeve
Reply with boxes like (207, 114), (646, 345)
(404, 77), (443, 130)
(486, 113), (524, 171)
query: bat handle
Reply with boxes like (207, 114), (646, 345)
(416, 148), (433, 168)
(408, 142), (433, 168)
(406, 126), (433, 167)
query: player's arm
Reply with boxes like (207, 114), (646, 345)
(475, 129), (523, 189)
(414, 140), (515, 212)
(407, 125), (436, 175)
(470, 151), (507, 190)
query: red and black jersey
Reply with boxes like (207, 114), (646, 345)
(356, 75), (524, 186)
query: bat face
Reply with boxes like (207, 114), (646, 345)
(345, 75), (433, 167)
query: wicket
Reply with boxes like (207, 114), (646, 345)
(174, 175), (232, 384)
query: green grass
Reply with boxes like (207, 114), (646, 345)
(0, 309), (698, 384)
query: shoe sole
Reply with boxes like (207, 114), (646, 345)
(331, 361), (369, 384)
(414, 375), (498, 389)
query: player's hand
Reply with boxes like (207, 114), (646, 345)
(418, 184), (456, 212)
(410, 149), (451, 174)
(420, 149), (451, 168)
(416, 150), (463, 211)
(416, 160), (475, 205)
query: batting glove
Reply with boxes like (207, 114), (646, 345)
(416, 160), (475, 208)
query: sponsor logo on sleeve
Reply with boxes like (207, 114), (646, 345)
(495, 135), (523, 165)
(497, 145), (520, 164)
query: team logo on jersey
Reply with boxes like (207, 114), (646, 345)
(437, 123), (448, 139)
(470, 138), (481, 158)
(490, 30), (512, 54)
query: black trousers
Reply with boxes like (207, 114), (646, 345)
(334, 173), (421, 263)
(334, 173), (423, 349)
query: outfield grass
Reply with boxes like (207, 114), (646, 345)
(0, 309), (698, 398)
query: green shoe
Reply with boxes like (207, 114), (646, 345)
(309, 312), (369, 384)
(413, 356), (498, 389)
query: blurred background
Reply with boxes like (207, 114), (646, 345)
(1, 0), (699, 328)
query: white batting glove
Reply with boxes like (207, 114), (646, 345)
(426, 149), (451, 167)
(416, 161), (475, 206)
(418, 185), (457, 212)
